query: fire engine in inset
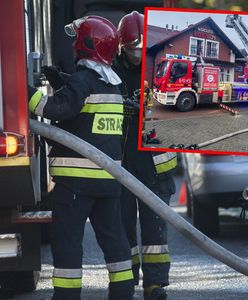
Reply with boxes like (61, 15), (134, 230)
(154, 53), (248, 112)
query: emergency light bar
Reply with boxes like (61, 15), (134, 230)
(166, 53), (197, 62)
(0, 132), (25, 157)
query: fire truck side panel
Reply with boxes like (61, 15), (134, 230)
(0, 159), (38, 207)
(197, 66), (219, 92)
(0, 0), (40, 205)
(0, 0), (29, 148)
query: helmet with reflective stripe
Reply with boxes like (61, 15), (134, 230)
(117, 11), (144, 50)
(65, 16), (119, 65)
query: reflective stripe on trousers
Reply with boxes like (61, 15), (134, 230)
(107, 259), (134, 283)
(131, 245), (140, 265)
(52, 268), (82, 289)
(142, 244), (170, 264)
(153, 153), (177, 174)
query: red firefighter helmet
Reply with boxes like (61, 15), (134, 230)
(117, 11), (144, 50)
(65, 16), (119, 65)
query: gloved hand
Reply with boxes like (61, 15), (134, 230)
(123, 98), (140, 117)
(28, 84), (38, 100)
(41, 65), (65, 90)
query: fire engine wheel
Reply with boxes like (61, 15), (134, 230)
(192, 198), (219, 237)
(0, 271), (40, 298)
(176, 93), (196, 112)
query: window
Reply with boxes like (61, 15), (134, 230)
(171, 62), (188, 79)
(189, 37), (204, 56)
(156, 61), (169, 78)
(220, 68), (225, 82)
(205, 40), (219, 58)
(226, 69), (230, 81)
(220, 68), (231, 82)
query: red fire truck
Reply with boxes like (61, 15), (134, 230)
(154, 54), (221, 112)
(154, 54), (248, 112)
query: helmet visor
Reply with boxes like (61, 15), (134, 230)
(64, 17), (88, 37)
(64, 23), (77, 37)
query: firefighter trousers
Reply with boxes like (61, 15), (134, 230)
(50, 183), (134, 300)
(121, 185), (171, 288)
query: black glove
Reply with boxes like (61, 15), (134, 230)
(41, 65), (65, 90)
(28, 84), (38, 100)
(123, 98), (140, 117)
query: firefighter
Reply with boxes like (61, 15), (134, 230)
(28, 16), (134, 300)
(113, 11), (177, 300)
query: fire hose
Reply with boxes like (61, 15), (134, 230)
(170, 127), (248, 150)
(29, 119), (248, 276)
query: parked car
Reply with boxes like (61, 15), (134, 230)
(181, 153), (248, 236)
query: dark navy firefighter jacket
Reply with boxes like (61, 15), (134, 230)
(28, 67), (123, 197)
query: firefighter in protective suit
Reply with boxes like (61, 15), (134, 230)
(113, 12), (177, 300)
(28, 16), (134, 300)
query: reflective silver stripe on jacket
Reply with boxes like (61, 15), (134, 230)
(142, 245), (169, 254)
(131, 246), (140, 256)
(152, 153), (177, 165)
(53, 268), (82, 278)
(85, 94), (123, 104)
(35, 95), (48, 116)
(49, 157), (121, 169)
(107, 259), (132, 272)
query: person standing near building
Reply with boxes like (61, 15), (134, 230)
(113, 11), (177, 300)
(28, 16), (134, 300)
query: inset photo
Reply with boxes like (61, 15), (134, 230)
(140, 8), (248, 154)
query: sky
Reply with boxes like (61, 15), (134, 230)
(148, 10), (248, 50)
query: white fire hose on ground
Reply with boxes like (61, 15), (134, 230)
(170, 127), (248, 150)
(29, 119), (248, 276)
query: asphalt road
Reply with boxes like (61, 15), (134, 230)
(3, 176), (248, 300)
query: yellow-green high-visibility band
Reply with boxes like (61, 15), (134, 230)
(92, 114), (123, 135)
(142, 253), (170, 264)
(52, 277), (82, 288)
(155, 157), (177, 174)
(50, 166), (114, 179)
(132, 255), (140, 265)
(81, 103), (123, 114)
(29, 90), (43, 113)
(109, 270), (133, 283)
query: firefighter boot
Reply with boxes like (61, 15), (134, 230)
(144, 285), (167, 300)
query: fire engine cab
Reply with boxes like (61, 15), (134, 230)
(154, 54), (221, 111)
